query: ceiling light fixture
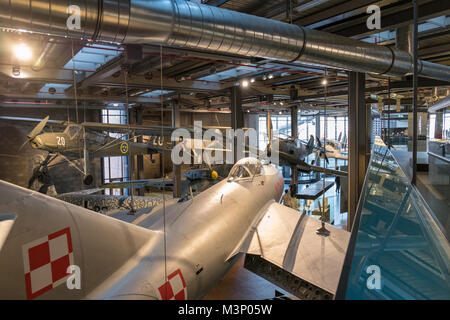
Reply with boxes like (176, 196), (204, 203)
(14, 43), (32, 61)
(12, 65), (20, 77)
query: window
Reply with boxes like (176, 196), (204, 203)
(228, 159), (262, 181)
(101, 109), (128, 195)
(229, 165), (252, 179)
(444, 112), (450, 140)
(429, 114), (436, 139)
(65, 125), (81, 139)
(258, 114), (347, 150)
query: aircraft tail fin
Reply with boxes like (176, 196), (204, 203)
(0, 180), (156, 300)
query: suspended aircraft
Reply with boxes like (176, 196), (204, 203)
(0, 157), (349, 300)
(315, 133), (348, 162)
(25, 151), (225, 214)
(264, 113), (347, 177)
(0, 116), (229, 184)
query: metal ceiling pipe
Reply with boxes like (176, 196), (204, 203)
(396, 25), (413, 55)
(428, 95), (450, 113)
(0, 0), (449, 81)
(32, 39), (60, 71)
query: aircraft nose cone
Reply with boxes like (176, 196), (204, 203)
(31, 136), (43, 149)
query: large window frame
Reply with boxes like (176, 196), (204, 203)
(101, 109), (129, 196)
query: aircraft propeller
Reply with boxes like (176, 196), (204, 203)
(19, 116), (49, 151)
(316, 137), (329, 165)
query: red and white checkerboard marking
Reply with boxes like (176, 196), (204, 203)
(158, 269), (187, 300)
(275, 177), (284, 197)
(22, 227), (74, 300)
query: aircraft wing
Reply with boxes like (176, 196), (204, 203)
(279, 151), (348, 176)
(0, 116), (67, 127)
(314, 150), (348, 161)
(59, 188), (103, 195)
(82, 122), (244, 136)
(228, 201), (350, 295)
(328, 153), (348, 160)
(82, 122), (184, 136)
(99, 178), (175, 189)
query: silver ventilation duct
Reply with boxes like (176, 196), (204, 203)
(396, 25), (413, 55)
(428, 95), (450, 113)
(32, 39), (61, 71)
(1, 0), (449, 81)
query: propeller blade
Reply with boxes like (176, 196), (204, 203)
(312, 152), (319, 165)
(324, 153), (329, 165)
(18, 139), (29, 151)
(316, 136), (323, 148)
(27, 116), (49, 140)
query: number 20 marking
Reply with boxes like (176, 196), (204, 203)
(57, 136), (66, 146)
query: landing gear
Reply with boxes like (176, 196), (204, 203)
(83, 174), (93, 185)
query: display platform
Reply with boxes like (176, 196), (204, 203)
(296, 180), (334, 200)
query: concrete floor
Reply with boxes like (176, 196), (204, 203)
(203, 256), (284, 300)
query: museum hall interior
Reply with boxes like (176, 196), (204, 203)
(0, 0), (449, 301)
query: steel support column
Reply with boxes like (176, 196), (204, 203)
(435, 111), (444, 139)
(347, 72), (369, 231)
(315, 114), (320, 139)
(127, 107), (136, 213)
(231, 86), (244, 162)
(172, 99), (182, 198)
(291, 105), (299, 193)
(135, 106), (144, 196)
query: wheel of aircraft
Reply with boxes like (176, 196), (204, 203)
(83, 174), (94, 186)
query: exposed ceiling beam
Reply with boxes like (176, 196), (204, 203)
(329, 0), (450, 38)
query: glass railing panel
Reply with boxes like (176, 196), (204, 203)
(339, 137), (450, 300)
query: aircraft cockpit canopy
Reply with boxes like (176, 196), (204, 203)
(228, 158), (262, 181)
(64, 125), (81, 139)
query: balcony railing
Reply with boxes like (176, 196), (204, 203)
(336, 137), (450, 300)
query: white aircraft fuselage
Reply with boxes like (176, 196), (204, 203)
(0, 158), (284, 300)
(91, 161), (284, 299)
